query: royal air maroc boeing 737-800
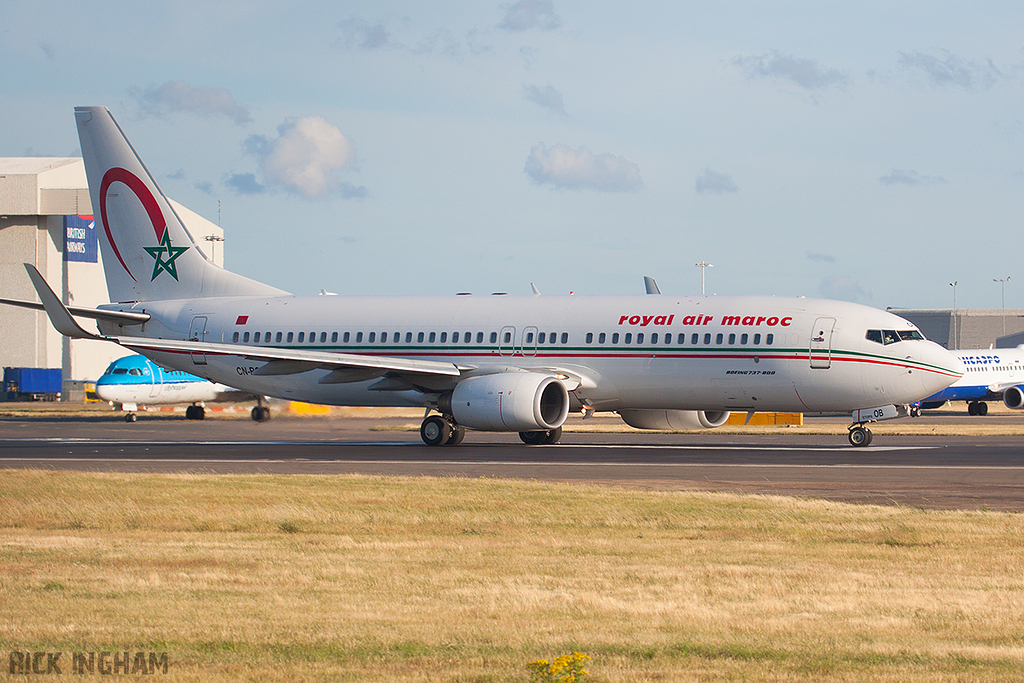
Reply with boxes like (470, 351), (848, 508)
(2, 107), (964, 447)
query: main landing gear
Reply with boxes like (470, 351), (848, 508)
(418, 414), (564, 446)
(420, 414), (465, 446)
(967, 401), (989, 416)
(185, 404), (206, 420)
(251, 397), (271, 422)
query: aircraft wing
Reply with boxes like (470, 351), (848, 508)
(116, 336), (463, 379)
(18, 263), (462, 382)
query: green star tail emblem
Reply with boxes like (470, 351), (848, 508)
(144, 231), (189, 281)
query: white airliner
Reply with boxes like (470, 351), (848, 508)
(4, 107), (964, 447)
(917, 347), (1024, 415)
(94, 354), (264, 422)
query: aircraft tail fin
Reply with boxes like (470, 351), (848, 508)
(74, 107), (286, 303)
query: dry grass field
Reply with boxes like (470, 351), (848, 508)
(2, 471), (1023, 681)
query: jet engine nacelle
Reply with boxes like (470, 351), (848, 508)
(618, 409), (731, 431)
(448, 372), (570, 432)
(1003, 386), (1024, 410)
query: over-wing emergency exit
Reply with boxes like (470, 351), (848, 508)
(2, 107), (964, 447)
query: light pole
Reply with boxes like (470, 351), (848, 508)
(994, 276), (1010, 337)
(695, 261), (713, 295)
(949, 281), (957, 349)
(204, 235), (225, 265)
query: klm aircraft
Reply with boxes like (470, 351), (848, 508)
(95, 355), (264, 422)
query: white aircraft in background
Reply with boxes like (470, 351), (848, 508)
(917, 347), (1024, 415)
(94, 354), (265, 422)
(4, 107), (964, 447)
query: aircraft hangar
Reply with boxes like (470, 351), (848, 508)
(0, 157), (223, 399)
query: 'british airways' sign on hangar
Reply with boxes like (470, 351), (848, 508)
(64, 215), (97, 263)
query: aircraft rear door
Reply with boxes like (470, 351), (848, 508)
(809, 317), (836, 369)
(188, 316), (208, 365)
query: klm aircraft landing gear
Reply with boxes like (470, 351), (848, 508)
(420, 414), (463, 446)
(185, 404), (206, 420)
(251, 397), (271, 422)
(519, 427), (562, 445)
(124, 412), (137, 423)
(848, 425), (873, 447)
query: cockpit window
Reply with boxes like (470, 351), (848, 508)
(111, 368), (128, 375)
(897, 330), (923, 341)
(866, 329), (910, 345)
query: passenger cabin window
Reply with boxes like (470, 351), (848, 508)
(703, 333), (711, 345)
(309, 331), (315, 342)
(417, 332), (424, 343)
(636, 333), (644, 344)
(651, 333), (658, 344)
(716, 333), (723, 345)
(677, 333), (685, 344)
(691, 333), (698, 345)
(538, 332), (546, 344)
(287, 332), (294, 343)
(331, 332), (338, 343)
(612, 333), (619, 344)
(453, 332), (460, 343)
(586, 332), (593, 344)
(356, 332), (362, 342)
(753, 333), (761, 345)
(625, 333), (632, 344)
(243, 332), (250, 342)
(766, 333), (774, 345)
(728, 333), (736, 345)
(343, 332), (349, 343)
(561, 332), (568, 344)
(741, 333), (748, 344)
(465, 331), (471, 343)
(369, 332), (376, 343)
(526, 332), (534, 343)
(599, 332), (606, 344)
(489, 332), (497, 343)
(503, 331), (512, 344)
(254, 332), (261, 343)
(407, 332), (413, 343)
(476, 332), (483, 343)
(440, 332), (448, 343)
(429, 332), (436, 343)
(232, 332), (239, 342)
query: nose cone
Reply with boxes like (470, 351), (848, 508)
(909, 341), (964, 400)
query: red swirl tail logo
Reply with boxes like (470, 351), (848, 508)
(99, 167), (188, 282)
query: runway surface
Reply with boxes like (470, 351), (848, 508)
(2, 412), (1023, 510)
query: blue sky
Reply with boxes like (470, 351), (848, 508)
(2, 1), (1022, 309)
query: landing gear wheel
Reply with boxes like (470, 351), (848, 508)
(968, 402), (978, 416)
(519, 426), (562, 445)
(251, 406), (271, 422)
(910, 405), (921, 418)
(124, 413), (137, 423)
(186, 405), (206, 420)
(848, 426), (872, 447)
(421, 415), (452, 446)
(978, 402), (989, 416)
(445, 425), (466, 446)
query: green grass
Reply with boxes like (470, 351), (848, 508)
(1, 470), (1023, 681)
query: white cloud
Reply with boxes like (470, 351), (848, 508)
(131, 81), (251, 125)
(337, 17), (392, 50)
(499, 0), (561, 31)
(246, 117), (365, 200)
(879, 169), (946, 186)
(695, 167), (738, 195)
(806, 251), (836, 263)
(897, 50), (1001, 90)
(525, 143), (642, 192)
(523, 84), (566, 114)
(732, 51), (851, 90)
(819, 275), (872, 303)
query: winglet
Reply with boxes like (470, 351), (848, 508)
(23, 264), (101, 339)
(644, 276), (661, 295)
(531, 283), (541, 296)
